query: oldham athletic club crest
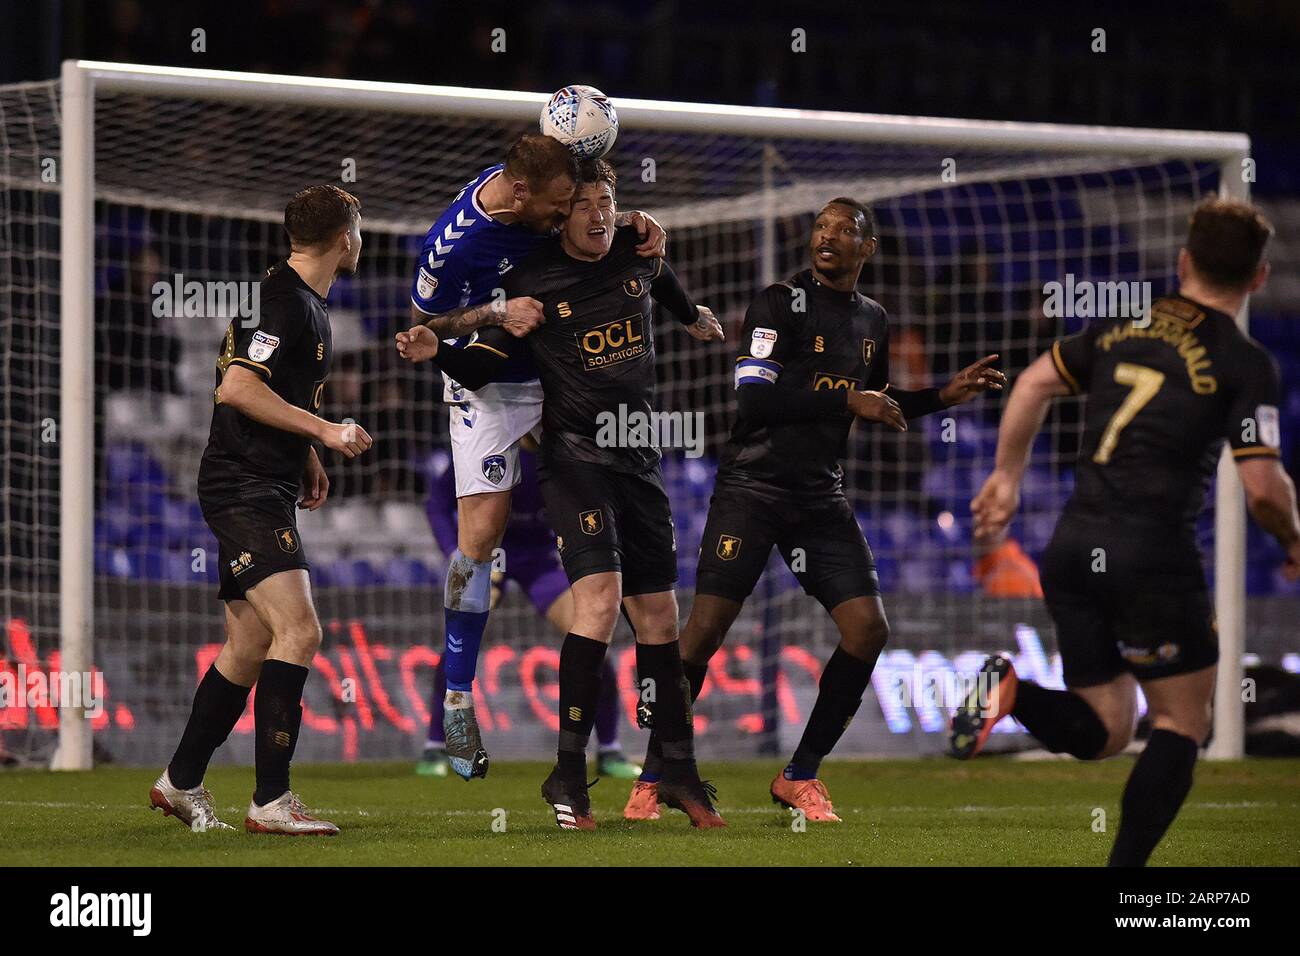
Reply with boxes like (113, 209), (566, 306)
(482, 455), (507, 485)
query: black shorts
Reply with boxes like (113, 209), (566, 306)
(694, 477), (880, 611)
(200, 494), (310, 602)
(1040, 512), (1217, 687)
(537, 456), (677, 596)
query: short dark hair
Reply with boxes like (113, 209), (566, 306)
(1186, 196), (1273, 289)
(823, 197), (877, 239)
(284, 185), (360, 247)
(505, 133), (580, 191)
(575, 158), (617, 192)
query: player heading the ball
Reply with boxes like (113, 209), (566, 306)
(400, 123), (665, 782)
(400, 159), (728, 830)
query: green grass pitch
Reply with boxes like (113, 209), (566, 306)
(1, 758), (1296, 866)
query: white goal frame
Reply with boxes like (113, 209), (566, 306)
(54, 59), (1253, 769)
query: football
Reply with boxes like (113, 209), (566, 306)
(539, 84), (619, 159)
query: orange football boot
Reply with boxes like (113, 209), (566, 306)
(623, 780), (661, 821)
(949, 654), (1019, 759)
(770, 774), (841, 823)
(769, 770), (842, 822)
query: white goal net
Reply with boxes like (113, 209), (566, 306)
(1, 62), (1272, 769)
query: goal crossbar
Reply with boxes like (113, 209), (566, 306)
(73, 60), (1248, 157)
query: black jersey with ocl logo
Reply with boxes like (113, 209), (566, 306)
(197, 261), (332, 506)
(481, 226), (686, 474)
(719, 269), (890, 497)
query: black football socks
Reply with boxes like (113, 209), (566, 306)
(637, 641), (698, 777)
(167, 663), (252, 790)
(786, 645), (874, 779)
(1012, 680), (1109, 759)
(640, 658), (707, 782)
(557, 633), (608, 779)
(252, 659), (309, 807)
(1108, 728), (1200, 866)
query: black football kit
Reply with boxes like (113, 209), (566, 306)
(1042, 293), (1282, 685)
(431, 226), (699, 595)
(696, 269), (948, 611)
(197, 260), (332, 600)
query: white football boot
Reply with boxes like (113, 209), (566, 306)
(149, 770), (235, 832)
(244, 790), (339, 836)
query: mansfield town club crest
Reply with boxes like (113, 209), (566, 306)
(717, 534), (741, 560)
(580, 510), (604, 535)
(863, 338), (876, 364)
(623, 276), (646, 297)
(482, 455), (506, 485)
(275, 527), (298, 554)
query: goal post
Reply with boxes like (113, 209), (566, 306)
(1209, 153), (1252, 761)
(37, 60), (1254, 769)
(53, 60), (95, 771)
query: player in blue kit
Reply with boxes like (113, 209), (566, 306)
(405, 133), (664, 779)
(416, 446), (640, 780)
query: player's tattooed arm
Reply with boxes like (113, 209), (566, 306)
(396, 324), (509, 391)
(617, 210), (667, 258)
(216, 365), (373, 460)
(686, 306), (725, 342)
(411, 296), (545, 339)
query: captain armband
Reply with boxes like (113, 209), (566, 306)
(735, 357), (780, 388)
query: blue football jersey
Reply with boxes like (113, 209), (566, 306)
(411, 164), (545, 387)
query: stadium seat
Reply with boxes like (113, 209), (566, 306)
(104, 442), (169, 491)
(160, 498), (204, 550)
(320, 557), (381, 589)
(380, 556), (438, 587)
